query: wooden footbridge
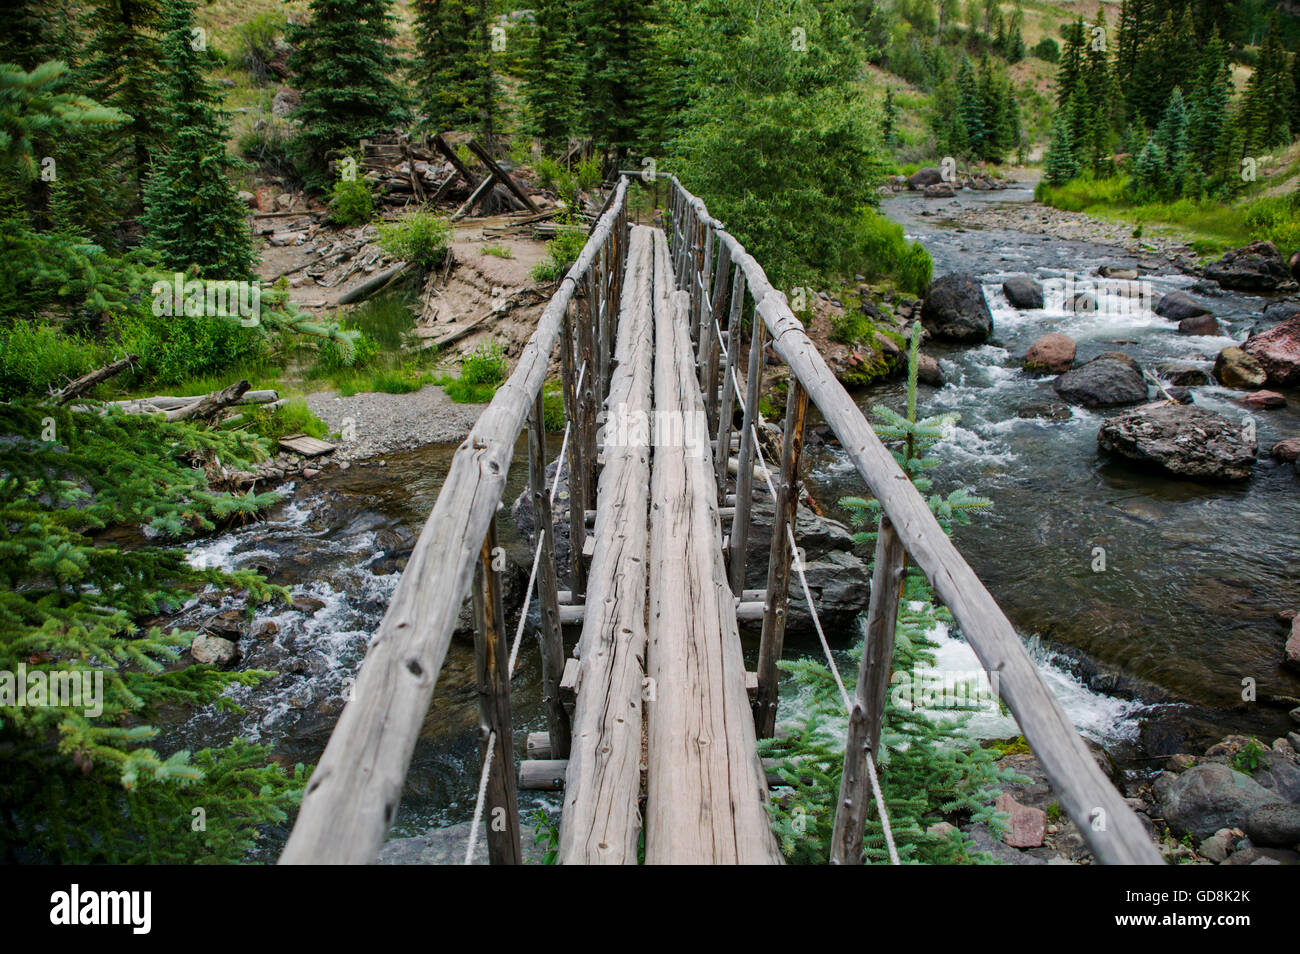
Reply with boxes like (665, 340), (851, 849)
(280, 176), (1163, 866)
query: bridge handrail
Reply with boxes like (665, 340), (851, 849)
(661, 174), (1162, 865)
(279, 177), (630, 864)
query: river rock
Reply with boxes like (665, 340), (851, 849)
(1053, 352), (1147, 407)
(1097, 402), (1257, 481)
(1213, 346), (1267, 388)
(1287, 618), (1300, 673)
(1242, 316), (1300, 387)
(1099, 265), (1139, 280)
(1270, 438), (1300, 462)
(1003, 276), (1044, 309)
(916, 352), (945, 387)
(1023, 333), (1076, 373)
(1155, 763), (1284, 841)
(994, 792), (1046, 848)
(1292, 251), (1300, 283)
(907, 167), (944, 190)
(1177, 313), (1222, 336)
(1237, 390), (1287, 410)
(1164, 386), (1194, 404)
(1263, 300), (1300, 325)
(1155, 290), (1211, 321)
(191, 634), (239, 666)
(1245, 803), (1300, 848)
(1198, 828), (1238, 863)
(1204, 240), (1294, 291)
(1155, 360), (1210, 386)
(1016, 402), (1073, 420)
(923, 182), (956, 198)
(921, 273), (993, 343)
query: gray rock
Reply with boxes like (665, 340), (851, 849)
(1214, 346), (1269, 389)
(921, 273), (994, 343)
(1262, 300), (1300, 325)
(1098, 402), (1257, 481)
(1205, 241), (1293, 292)
(907, 167), (944, 190)
(1198, 828), (1236, 863)
(1244, 802), (1300, 848)
(190, 634), (239, 666)
(1155, 763), (1284, 841)
(1053, 352), (1148, 407)
(1003, 276), (1045, 309)
(1178, 313), (1222, 336)
(923, 182), (956, 198)
(1155, 360), (1210, 386)
(916, 352), (946, 387)
(1155, 290), (1211, 321)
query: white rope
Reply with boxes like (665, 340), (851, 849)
(508, 529), (546, 678)
(550, 422), (571, 507)
(748, 415), (900, 865)
(465, 727), (496, 864)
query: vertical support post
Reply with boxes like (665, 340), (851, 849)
(562, 307), (587, 599)
(728, 316), (766, 593)
(703, 240), (731, 431)
(830, 517), (905, 864)
(472, 516), (522, 864)
(530, 391), (570, 758)
(715, 265), (744, 502)
(753, 378), (808, 739)
(578, 270), (598, 505)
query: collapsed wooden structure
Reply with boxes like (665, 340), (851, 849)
(279, 174), (1163, 866)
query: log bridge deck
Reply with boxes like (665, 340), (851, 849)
(279, 176), (1163, 866)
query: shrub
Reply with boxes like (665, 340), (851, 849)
(574, 155), (603, 191)
(313, 329), (379, 373)
(239, 121), (298, 182)
(0, 321), (103, 400)
(242, 397), (329, 441)
(482, 243), (513, 259)
(542, 382), (565, 431)
(852, 210), (932, 297)
(116, 305), (267, 386)
(531, 227), (588, 283)
(329, 176), (374, 226)
(376, 211), (453, 268)
(535, 155), (580, 208)
(233, 9), (289, 85)
(461, 338), (507, 386)
(1031, 37), (1059, 63)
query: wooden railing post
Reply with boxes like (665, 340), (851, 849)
(562, 306), (587, 599)
(728, 316), (766, 593)
(472, 515), (522, 864)
(754, 378), (808, 738)
(703, 241), (732, 434)
(529, 392), (570, 759)
(578, 273), (598, 504)
(715, 266), (744, 502)
(830, 516), (905, 864)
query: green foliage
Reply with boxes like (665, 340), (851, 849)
(329, 175), (375, 226)
(1031, 37), (1059, 63)
(854, 210), (933, 298)
(287, 0), (410, 179)
(376, 211), (453, 268)
(542, 382), (565, 432)
(440, 338), (507, 403)
(482, 243), (513, 259)
(239, 397), (329, 442)
(411, 0), (499, 141)
(531, 227), (588, 282)
(762, 326), (1004, 863)
(115, 302), (267, 386)
(139, 0), (255, 280)
(238, 120), (299, 183)
(521, 0), (578, 147)
(534, 155), (582, 209)
(573, 0), (661, 157)
(1230, 737), (1266, 775)
(231, 9), (289, 85)
(530, 808), (560, 865)
(0, 402), (304, 862)
(0, 320), (104, 400)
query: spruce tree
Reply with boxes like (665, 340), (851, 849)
(1152, 86), (1190, 197)
(288, 0), (409, 179)
(575, 0), (660, 160)
(1044, 111), (1079, 185)
(411, 0), (499, 148)
(521, 0), (578, 149)
(140, 0), (254, 279)
(1238, 16), (1294, 152)
(1186, 31), (1232, 182)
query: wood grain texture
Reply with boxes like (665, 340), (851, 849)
(557, 226), (654, 865)
(644, 228), (782, 865)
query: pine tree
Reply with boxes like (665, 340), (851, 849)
(882, 86), (899, 147)
(1186, 31), (1232, 182)
(575, 0), (660, 160)
(1044, 111), (1079, 185)
(411, 0), (499, 148)
(955, 57), (986, 156)
(288, 0), (409, 179)
(1238, 15), (1294, 152)
(1152, 86), (1190, 196)
(521, 0), (577, 148)
(140, 0), (253, 279)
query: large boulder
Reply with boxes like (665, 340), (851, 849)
(1204, 240), (1294, 291)
(1053, 352), (1147, 407)
(921, 274), (993, 343)
(1155, 290), (1211, 321)
(1213, 346), (1267, 389)
(1154, 763), (1284, 841)
(1003, 276), (1045, 309)
(1245, 803), (1300, 849)
(1023, 333), (1076, 373)
(1242, 317), (1300, 387)
(907, 166), (944, 190)
(1155, 360), (1210, 386)
(1098, 402), (1258, 481)
(191, 634), (239, 667)
(1178, 313), (1222, 336)
(1262, 300), (1300, 325)
(923, 182), (956, 198)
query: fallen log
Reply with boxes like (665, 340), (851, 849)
(53, 354), (138, 405)
(111, 390), (279, 413)
(165, 380), (251, 423)
(467, 140), (539, 213)
(336, 262), (414, 305)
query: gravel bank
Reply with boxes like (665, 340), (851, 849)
(305, 384), (485, 461)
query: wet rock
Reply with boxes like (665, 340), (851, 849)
(1099, 265), (1139, 280)
(921, 273), (993, 343)
(1155, 290), (1211, 321)
(252, 620), (279, 639)
(1213, 346), (1268, 389)
(1245, 803), (1300, 848)
(923, 182), (956, 198)
(1204, 240), (1294, 291)
(916, 352), (945, 387)
(1002, 276), (1045, 309)
(292, 596), (327, 615)
(1270, 438), (1300, 462)
(1016, 402), (1074, 421)
(1154, 763), (1284, 841)
(907, 167), (944, 190)
(1199, 828), (1238, 863)
(1053, 352), (1147, 407)
(1023, 333), (1076, 373)
(1164, 386), (1194, 404)
(1178, 313), (1222, 336)
(1242, 316), (1300, 387)
(1237, 390), (1287, 410)
(1287, 618), (1300, 673)
(191, 634), (239, 667)
(1263, 300), (1300, 325)
(1155, 360), (1210, 386)
(1098, 402), (1257, 481)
